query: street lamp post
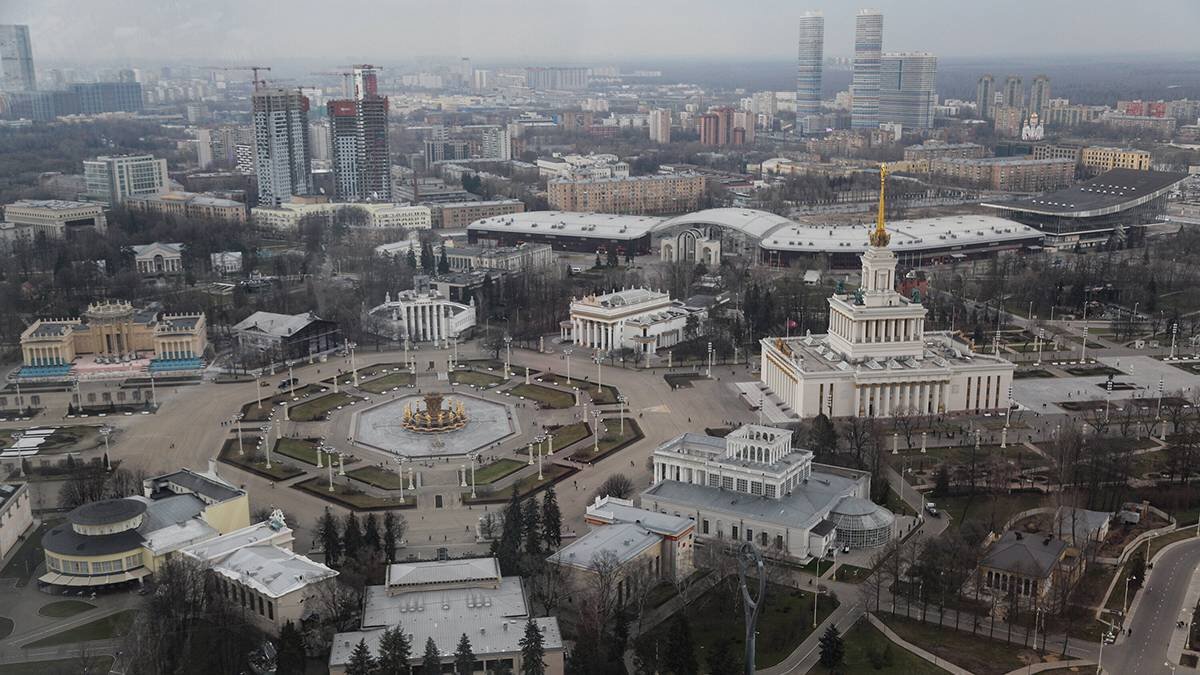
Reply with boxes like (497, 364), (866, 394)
(527, 441), (534, 466)
(235, 413), (245, 455)
(706, 342), (714, 378)
(1170, 322), (1179, 359)
(288, 364), (296, 399)
(564, 348), (573, 385)
(536, 435), (546, 480)
(1105, 377), (1114, 423)
(469, 455), (476, 498)
(256, 375), (263, 408)
(617, 395), (628, 435)
(592, 410), (603, 453)
(596, 352), (603, 391)
(263, 424), (273, 469)
(503, 335), (513, 378)
(325, 447), (335, 492)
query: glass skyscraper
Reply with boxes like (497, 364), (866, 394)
(879, 52), (937, 129)
(0, 25), (36, 92)
(851, 9), (883, 129)
(796, 11), (824, 121)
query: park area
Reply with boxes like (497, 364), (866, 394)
(217, 437), (304, 481)
(876, 613), (1044, 675)
(508, 383), (574, 409)
(358, 371), (415, 394)
(450, 370), (507, 388)
(569, 418), (642, 463)
(292, 477), (413, 510)
(288, 392), (364, 421)
(649, 579), (837, 670)
(239, 383), (325, 422)
(808, 618), (950, 674)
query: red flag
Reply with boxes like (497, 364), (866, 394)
(787, 319), (798, 329)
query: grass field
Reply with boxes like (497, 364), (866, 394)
(808, 618), (950, 674)
(38, 600), (96, 618)
(545, 422), (590, 451)
(450, 370), (506, 387)
(569, 418), (642, 462)
(467, 464), (575, 503)
(582, 382), (620, 404)
(358, 372), (415, 394)
(835, 564), (874, 583)
(292, 477), (413, 510)
(240, 384), (325, 422)
(25, 609), (137, 648)
(509, 383), (574, 408)
(218, 438), (304, 481)
(473, 458), (525, 485)
(939, 492), (1049, 533)
(0, 656), (114, 674)
(652, 580), (836, 669)
(289, 392), (363, 421)
(877, 613), (1031, 675)
(273, 437), (322, 466)
(347, 465), (407, 490)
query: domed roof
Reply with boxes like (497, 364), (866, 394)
(67, 498), (146, 527)
(828, 496), (895, 531)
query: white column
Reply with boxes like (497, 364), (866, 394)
(853, 386), (861, 416)
(932, 382), (941, 413)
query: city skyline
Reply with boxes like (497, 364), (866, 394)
(3, 0), (1198, 63)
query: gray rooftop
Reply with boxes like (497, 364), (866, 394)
(211, 546), (337, 599)
(232, 311), (324, 339)
(982, 531), (1067, 578)
(983, 168), (1189, 217)
(642, 468), (861, 532)
(549, 522), (662, 570)
(145, 468), (242, 504)
(386, 557), (500, 590)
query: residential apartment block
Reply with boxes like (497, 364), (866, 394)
(548, 174), (704, 216)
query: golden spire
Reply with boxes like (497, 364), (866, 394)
(869, 162), (891, 248)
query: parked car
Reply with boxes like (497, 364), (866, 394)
(925, 502), (939, 517)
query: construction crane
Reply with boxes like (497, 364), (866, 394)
(205, 65), (273, 91)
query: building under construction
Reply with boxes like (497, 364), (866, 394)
(327, 65), (392, 202)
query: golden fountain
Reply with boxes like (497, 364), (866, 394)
(400, 393), (468, 433)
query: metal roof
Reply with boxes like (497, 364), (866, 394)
(548, 523), (662, 570)
(982, 169), (1189, 218)
(385, 557), (500, 589)
(211, 546), (337, 599)
(656, 208), (795, 239)
(67, 498), (146, 526)
(467, 210), (664, 240)
(761, 215), (1040, 254)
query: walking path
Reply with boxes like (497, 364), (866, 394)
(865, 612), (972, 675)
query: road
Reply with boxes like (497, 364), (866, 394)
(1105, 537), (1200, 674)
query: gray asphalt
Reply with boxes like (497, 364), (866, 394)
(1106, 537), (1200, 674)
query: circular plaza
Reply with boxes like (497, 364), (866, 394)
(350, 391), (518, 460)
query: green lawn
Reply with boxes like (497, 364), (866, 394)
(939, 492), (1050, 533)
(652, 580), (837, 669)
(25, 609), (137, 647)
(0, 617), (11, 640)
(0, 656), (113, 675)
(466, 464), (575, 503)
(358, 372), (415, 394)
(877, 613), (1031, 675)
(218, 438), (304, 481)
(508, 383), (574, 408)
(38, 600), (96, 618)
(545, 422), (590, 451)
(835, 564), (874, 583)
(569, 418), (642, 462)
(273, 437), (323, 466)
(808, 618), (950, 674)
(289, 392), (363, 421)
(473, 458), (526, 485)
(291, 477), (413, 510)
(240, 384), (325, 422)
(347, 465), (407, 490)
(450, 370), (506, 387)
(581, 382), (620, 404)
(0, 520), (59, 585)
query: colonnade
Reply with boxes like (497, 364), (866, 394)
(24, 344), (69, 365)
(396, 303), (450, 343)
(854, 379), (946, 417)
(565, 317), (622, 351)
(829, 312), (924, 344)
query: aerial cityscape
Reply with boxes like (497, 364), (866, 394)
(0, 1), (1200, 674)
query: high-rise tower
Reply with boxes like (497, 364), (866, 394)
(851, 9), (883, 129)
(1002, 75), (1024, 110)
(0, 25), (36, 91)
(252, 88), (313, 206)
(1029, 75), (1051, 117)
(796, 11), (824, 121)
(879, 52), (937, 129)
(328, 65), (391, 202)
(975, 74), (995, 120)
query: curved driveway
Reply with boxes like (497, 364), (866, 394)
(1107, 537), (1200, 674)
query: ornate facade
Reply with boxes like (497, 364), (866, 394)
(758, 165), (1015, 418)
(19, 300), (207, 379)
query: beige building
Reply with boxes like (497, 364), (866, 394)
(330, 558), (564, 675)
(19, 300), (207, 377)
(252, 201), (432, 231)
(930, 157), (1075, 192)
(182, 511), (337, 635)
(903, 142), (988, 162)
(2, 200), (107, 238)
(0, 483), (33, 562)
(434, 199), (525, 229)
(40, 468), (250, 589)
(133, 242), (184, 275)
(126, 192), (247, 224)
(547, 496), (694, 606)
(548, 174), (705, 216)
(1032, 144), (1084, 163)
(565, 288), (707, 354)
(1080, 146), (1152, 172)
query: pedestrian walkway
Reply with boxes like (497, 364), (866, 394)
(866, 612), (972, 675)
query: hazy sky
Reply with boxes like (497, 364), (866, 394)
(4, 0), (1198, 64)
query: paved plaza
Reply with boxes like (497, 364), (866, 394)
(352, 392), (517, 459)
(1013, 354), (1199, 413)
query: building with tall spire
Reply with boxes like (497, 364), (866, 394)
(758, 164), (1015, 419)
